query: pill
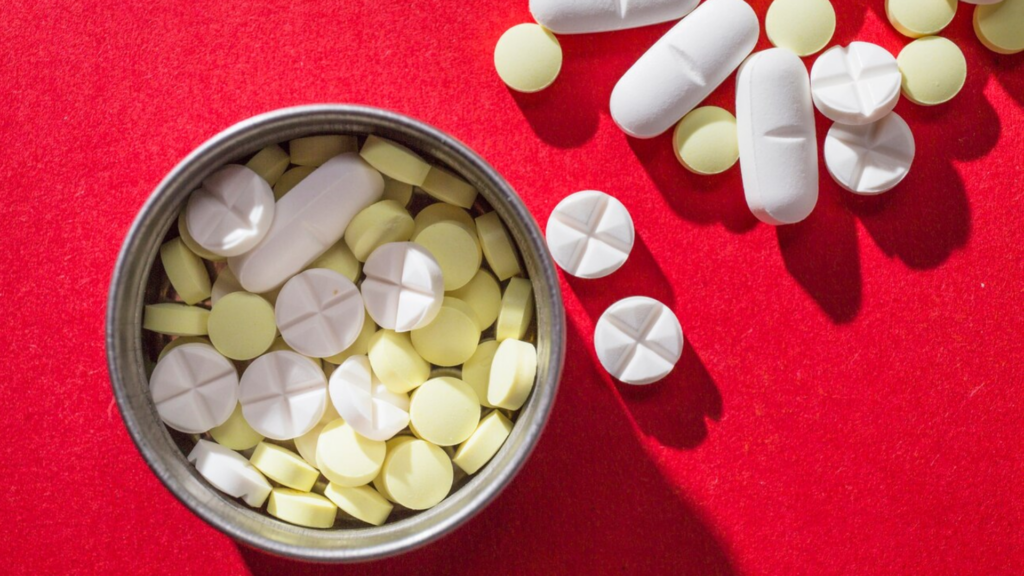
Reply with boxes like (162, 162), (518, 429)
(475, 211), (522, 281)
(239, 351), (328, 440)
(411, 297), (481, 367)
(413, 203), (476, 238)
(149, 343), (238, 434)
(897, 36), (967, 106)
(228, 153), (384, 294)
(160, 238), (212, 305)
(413, 221), (482, 291)
(609, 0), (759, 138)
(209, 402), (265, 450)
(293, 421), (326, 468)
(378, 438), (453, 510)
(250, 441), (320, 491)
(594, 296), (683, 385)
(274, 269), (364, 358)
(530, 0), (699, 34)
(143, 302), (210, 336)
(810, 42), (902, 126)
(494, 24), (563, 93)
(368, 330), (431, 394)
(302, 242), (359, 285)
(372, 436), (414, 503)
(323, 310), (377, 365)
(316, 418), (386, 487)
(765, 0), (836, 57)
(975, 0), (1024, 54)
(886, 0), (956, 38)
(409, 377), (480, 446)
(462, 340), (499, 409)
(272, 165), (315, 200)
(185, 164), (276, 258)
(672, 107), (740, 175)
(452, 410), (513, 475)
(245, 144), (290, 187)
(546, 190), (634, 279)
(188, 439), (272, 507)
(289, 135), (358, 167)
(267, 488), (338, 529)
(420, 166), (478, 209)
(359, 136), (431, 186)
(361, 242), (444, 333)
(208, 291), (276, 361)
(158, 336), (211, 361)
(488, 339), (537, 410)
(329, 355), (411, 442)
(447, 269), (502, 330)
(177, 208), (225, 262)
(210, 266), (243, 305)
(382, 175), (414, 207)
(496, 277), (534, 342)
(344, 200), (415, 262)
(323, 483), (393, 526)
(736, 48), (819, 226)
(266, 336), (322, 368)
(824, 112), (916, 195)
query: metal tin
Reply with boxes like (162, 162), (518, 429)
(106, 105), (565, 562)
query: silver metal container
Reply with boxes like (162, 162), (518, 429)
(106, 105), (565, 562)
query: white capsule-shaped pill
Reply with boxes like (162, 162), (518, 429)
(361, 242), (445, 333)
(239, 351), (328, 441)
(186, 165), (276, 258)
(329, 355), (411, 442)
(736, 48), (819, 226)
(609, 0), (759, 139)
(228, 153), (384, 294)
(546, 190), (634, 279)
(149, 343), (238, 434)
(594, 297), (683, 385)
(188, 439), (272, 507)
(810, 42), (902, 126)
(531, 0), (700, 34)
(275, 268), (365, 358)
(824, 112), (916, 195)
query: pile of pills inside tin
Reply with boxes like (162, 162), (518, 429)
(143, 135), (537, 528)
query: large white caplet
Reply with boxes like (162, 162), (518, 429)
(531, 0), (699, 34)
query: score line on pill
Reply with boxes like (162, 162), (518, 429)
(275, 268), (364, 358)
(546, 190), (634, 279)
(810, 42), (902, 126)
(594, 297), (683, 385)
(186, 165), (276, 258)
(824, 112), (915, 195)
(239, 351), (328, 440)
(149, 343), (238, 434)
(361, 242), (444, 333)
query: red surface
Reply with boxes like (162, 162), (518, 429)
(2, 0), (1022, 574)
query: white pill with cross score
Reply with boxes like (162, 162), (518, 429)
(361, 242), (445, 333)
(329, 355), (411, 442)
(810, 42), (902, 126)
(188, 439), (272, 507)
(824, 112), (916, 195)
(239, 351), (328, 440)
(594, 296), (683, 385)
(186, 165), (276, 258)
(546, 191), (634, 279)
(149, 343), (239, 434)
(275, 268), (365, 358)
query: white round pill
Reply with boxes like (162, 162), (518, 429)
(810, 42), (902, 126)
(149, 343), (238, 434)
(594, 297), (683, 385)
(361, 242), (444, 333)
(275, 268), (365, 358)
(239, 351), (328, 440)
(824, 112), (916, 196)
(186, 164), (276, 258)
(328, 355), (411, 442)
(546, 191), (634, 279)
(188, 439), (272, 507)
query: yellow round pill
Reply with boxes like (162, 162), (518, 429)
(207, 292), (276, 360)
(496, 277), (534, 342)
(367, 329), (430, 393)
(413, 221), (482, 291)
(359, 135), (431, 186)
(344, 200), (415, 262)
(420, 166), (478, 209)
(897, 36), (967, 106)
(267, 488), (337, 529)
(324, 310), (376, 365)
(494, 23), (562, 93)
(379, 438), (453, 510)
(273, 165), (315, 200)
(413, 202), (476, 238)
(453, 410), (513, 475)
(409, 377), (481, 446)
(306, 239), (361, 283)
(672, 106), (740, 175)
(488, 339), (538, 410)
(209, 403), (264, 450)
(158, 336), (211, 361)
(143, 303), (210, 336)
(886, 0), (956, 38)
(411, 297), (481, 367)
(382, 175), (414, 207)
(316, 419), (386, 487)
(447, 269), (502, 330)
(765, 0), (836, 56)
(475, 211), (521, 281)
(293, 421), (326, 468)
(177, 208), (224, 262)
(245, 144), (290, 186)
(250, 442), (319, 491)
(974, 0), (1024, 55)
(373, 436), (415, 502)
(160, 238), (212, 305)
(289, 135), (357, 167)
(462, 340), (499, 409)
(324, 483), (393, 526)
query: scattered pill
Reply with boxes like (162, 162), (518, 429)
(594, 296), (683, 385)
(414, 221), (482, 291)
(530, 0), (698, 34)
(274, 269), (364, 358)
(323, 483), (393, 526)
(186, 165), (276, 258)
(496, 277), (534, 342)
(359, 136), (431, 186)
(672, 106), (740, 175)
(765, 0), (836, 56)
(267, 488), (338, 529)
(411, 297), (481, 367)
(409, 377), (481, 446)
(149, 343), (238, 434)
(368, 330), (431, 394)
(250, 441), (320, 491)
(188, 440), (272, 507)
(160, 238), (212, 305)
(886, 0), (957, 38)
(239, 351), (328, 440)
(143, 302), (210, 336)
(475, 211), (522, 281)
(209, 402), (265, 451)
(736, 48), (819, 226)
(210, 266), (243, 305)
(290, 135), (358, 167)
(610, 0), (759, 138)
(452, 410), (513, 475)
(377, 438), (453, 510)
(177, 208), (224, 262)
(413, 203), (476, 238)
(546, 190), (634, 279)
(245, 145), (290, 187)
(323, 310), (377, 365)
(158, 335), (211, 361)
(361, 242), (444, 333)
(488, 339), (537, 410)
(494, 24), (563, 93)
(316, 418), (386, 487)
(810, 42), (902, 126)
(897, 36), (967, 105)
(824, 112), (916, 195)
(273, 165), (316, 200)
(382, 176), (414, 207)
(208, 291), (277, 361)
(420, 166), (478, 209)
(329, 355), (411, 442)
(343, 200), (415, 262)
(462, 340), (499, 409)
(447, 269), (502, 330)
(974, 0), (1024, 54)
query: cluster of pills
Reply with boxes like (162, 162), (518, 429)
(143, 134), (538, 528)
(496, 0), (1022, 224)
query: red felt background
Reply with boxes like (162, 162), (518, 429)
(1, 0), (1022, 574)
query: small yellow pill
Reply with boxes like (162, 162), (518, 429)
(316, 419), (386, 487)
(672, 106), (740, 175)
(488, 339), (537, 410)
(420, 166), (478, 209)
(273, 166), (316, 200)
(413, 203), (476, 238)
(409, 377), (481, 446)
(475, 211), (521, 281)
(974, 0), (1024, 55)
(462, 340), (499, 409)
(344, 200), (415, 262)
(368, 330), (430, 393)
(453, 410), (513, 475)
(143, 303), (210, 336)
(207, 292), (276, 361)
(209, 403), (264, 451)
(897, 36), (967, 106)
(379, 438), (453, 510)
(323, 310), (376, 365)
(411, 298), (481, 367)
(160, 238), (211, 306)
(324, 483), (394, 526)
(414, 221), (482, 291)
(250, 442), (319, 491)
(293, 421), (326, 468)
(765, 0), (836, 56)
(373, 436), (415, 502)
(496, 277), (534, 342)
(306, 239), (361, 283)
(382, 175), (414, 207)
(177, 208), (224, 262)
(245, 144), (290, 186)
(447, 269), (502, 330)
(494, 23), (562, 93)
(360, 135), (431, 186)
(267, 488), (337, 529)
(158, 336), (210, 361)
(886, 0), (956, 38)
(289, 135), (358, 167)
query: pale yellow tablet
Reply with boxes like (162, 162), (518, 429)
(367, 330), (430, 393)
(294, 421), (326, 468)
(496, 277), (534, 342)
(143, 303), (210, 336)
(245, 144), (290, 186)
(672, 107), (740, 175)
(250, 442), (319, 491)
(414, 221), (482, 291)
(974, 0), (1024, 55)
(453, 410), (513, 475)
(161, 238), (211, 305)
(306, 239), (361, 283)
(420, 166), (478, 209)
(475, 211), (521, 281)
(488, 339), (537, 410)
(324, 310), (376, 365)
(210, 403), (264, 451)
(765, 0), (836, 56)
(886, 0), (956, 38)
(447, 269), (501, 330)
(494, 24), (562, 93)
(359, 136), (431, 186)
(411, 298), (480, 367)
(413, 203), (476, 238)
(382, 175), (414, 207)
(324, 483), (393, 526)
(344, 200), (415, 261)
(316, 419), (386, 487)
(462, 340), (499, 409)
(289, 135), (358, 167)
(177, 208), (224, 262)
(372, 436), (415, 502)
(158, 336), (210, 361)
(273, 166), (316, 200)
(409, 377), (481, 446)
(207, 292), (276, 360)
(378, 438), (453, 510)
(897, 36), (967, 105)
(267, 488), (337, 529)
